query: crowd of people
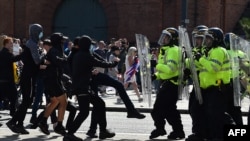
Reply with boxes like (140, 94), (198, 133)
(0, 23), (146, 141)
(0, 23), (250, 141)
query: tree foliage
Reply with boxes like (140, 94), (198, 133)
(240, 17), (250, 39)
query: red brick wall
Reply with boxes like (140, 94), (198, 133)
(0, 0), (14, 36)
(0, 0), (249, 42)
(23, 0), (62, 38)
(224, 0), (249, 33)
(186, 0), (249, 33)
(113, 0), (164, 41)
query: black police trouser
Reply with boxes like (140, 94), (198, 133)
(91, 73), (136, 112)
(202, 86), (224, 139)
(222, 83), (243, 125)
(12, 75), (36, 125)
(151, 80), (183, 132)
(188, 89), (207, 137)
(248, 106), (250, 125)
(0, 82), (18, 115)
(68, 93), (106, 134)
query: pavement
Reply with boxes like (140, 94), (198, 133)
(0, 128), (182, 141)
(0, 88), (249, 141)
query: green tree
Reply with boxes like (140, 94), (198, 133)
(240, 17), (250, 39)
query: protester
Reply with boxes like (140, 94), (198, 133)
(38, 34), (68, 135)
(63, 35), (119, 141)
(7, 24), (44, 134)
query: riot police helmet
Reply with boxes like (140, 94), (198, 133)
(166, 27), (179, 46)
(193, 28), (208, 48)
(192, 25), (208, 47)
(205, 27), (224, 48)
(158, 29), (172, 46)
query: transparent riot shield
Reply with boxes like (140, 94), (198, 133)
(179, 26), (203, 104)
(230, 34), (250, 106)
(230, 34), (241, 106)
(135, 34), (152, 107)
(177, 27), (186, 100)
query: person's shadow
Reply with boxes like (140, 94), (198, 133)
(0, 134), (61, 141)
(82, 137), (169, 141)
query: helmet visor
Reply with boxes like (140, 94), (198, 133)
(158, 31), (171, 46)
(193, 34), (206, 47)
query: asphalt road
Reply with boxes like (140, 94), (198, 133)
(0, 109), (248, 141)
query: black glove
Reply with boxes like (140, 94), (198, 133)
(194, 53), (202, 61)
(184, 68), (191, 76)
(151, 74), (157, 81)
(204, 49), (209, 57)
(184, 68), (191, 81)
(150, 60), (157, 68)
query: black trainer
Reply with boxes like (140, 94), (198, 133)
(127, 110), (146, 119)
(54, 124), (66, 135)
(6, 120), (20, 134)
(38, 122), (50, 135)
(149, 129), (167, 139)
(168, 131), (185, 140)
(16, 125), (29, 134)
(63, 133), (83, 141)
(30, 116), (37, 124)
(99, 129), (115, 139)
(86, 130), (98, 138)
(29, 124), (38, 129)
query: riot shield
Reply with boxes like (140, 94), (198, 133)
(135, 34), (152, 107)
(230, 34), (250, 106)
(177, 27), (186, 100)
(179, 26), (203, 104)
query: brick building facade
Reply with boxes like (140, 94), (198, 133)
(0, 0), (249, 42)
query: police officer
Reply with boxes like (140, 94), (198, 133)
(186, 26), (208, 141)
(195, 27), (230, 140)
(222, 32), (245, 125)
(150, 27), (185, 140)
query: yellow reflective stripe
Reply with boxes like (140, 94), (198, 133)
(163, 50), (168, 64)
(166, 60), (177, 65)
(223, 60), (230, 64)
(199, 69), (207, 72)
(220, 67), (231, 71)
(211, 64), (219, 72)
(210, 59), (222, 66)
(167, 64), (175, 72)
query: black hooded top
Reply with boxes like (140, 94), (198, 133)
(26, 24), (43, 65)
(0, 48), (22, 82)
(71, 35), (118, 94)
(21, 24), (43, 79)
(50, 32), (66, 56)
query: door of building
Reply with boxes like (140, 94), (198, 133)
(53, 0), (107, 41)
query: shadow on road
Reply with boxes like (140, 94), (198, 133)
(0, 134), (61, 141)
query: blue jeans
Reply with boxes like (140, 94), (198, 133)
(31, 75), (44, 117)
